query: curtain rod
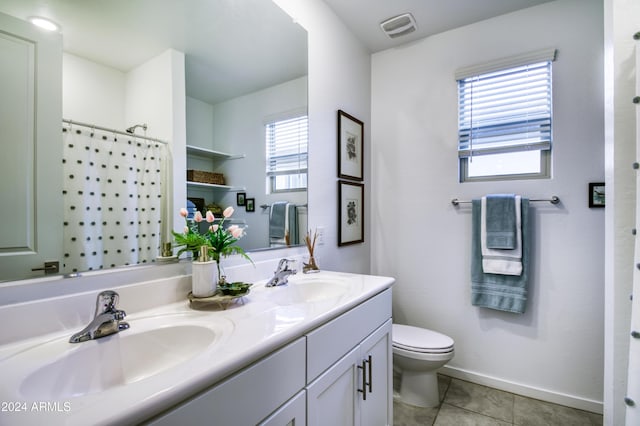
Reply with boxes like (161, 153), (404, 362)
(451, 196), (560, 206)
(62, 119), (168, 145)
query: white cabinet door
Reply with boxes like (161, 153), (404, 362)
(0, 11), (62, 281)
(307, 346), (361, 426)
(307, 319), (393, 426)
(359, 320), (392, 426)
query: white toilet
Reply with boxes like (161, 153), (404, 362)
(392, 324), (455, 408)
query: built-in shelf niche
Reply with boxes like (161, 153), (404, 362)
(186, 144), (246, 192)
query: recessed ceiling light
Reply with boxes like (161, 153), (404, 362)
(28, 16), (60, 32)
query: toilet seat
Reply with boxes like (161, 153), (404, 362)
(393, 324), (454, 354)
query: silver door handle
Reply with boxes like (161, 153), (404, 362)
(31, 261), (59, 274)
(367, 354), (373, 393)
(357, 359), (368, 400)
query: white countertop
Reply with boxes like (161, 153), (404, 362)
(0, 270), (393, 426)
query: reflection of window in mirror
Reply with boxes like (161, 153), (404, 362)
(265, 115), (308, 193)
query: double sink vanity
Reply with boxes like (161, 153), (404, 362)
(0, 261), (394, 425)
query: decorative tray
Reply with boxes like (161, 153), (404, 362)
(188, 283), (252, 310)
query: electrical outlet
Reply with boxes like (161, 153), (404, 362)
(316, 226), (325, 245)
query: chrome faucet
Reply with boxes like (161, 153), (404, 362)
(265, 258), (297, 287)
(69, 290), (130, 343)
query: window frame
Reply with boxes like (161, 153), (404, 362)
(460, 150), (551, 183)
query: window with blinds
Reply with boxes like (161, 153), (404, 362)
(266, 115), (308, 192)
(456, 49), (555, 182)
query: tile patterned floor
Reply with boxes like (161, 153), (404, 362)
(393, 375), (603, 426)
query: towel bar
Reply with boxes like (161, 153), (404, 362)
(260, 203), (308, 210)
(451, 196), (560, 206)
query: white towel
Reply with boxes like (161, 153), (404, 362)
(481, 196), (523, 275)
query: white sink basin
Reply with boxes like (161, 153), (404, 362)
(264, 274), (353, 305)
(6, 314), (232, 400)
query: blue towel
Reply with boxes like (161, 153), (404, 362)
(481, 196), (522, 275)
(287, 203), (299, 245)
(269, 202), (287, 239)
(471, 198), (530, 314)
(485, 194), (516, 249)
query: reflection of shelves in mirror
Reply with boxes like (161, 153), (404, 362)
(186, 145), (246, 192)
(187, 181), (246, 192)
(186, 145), (245, 160)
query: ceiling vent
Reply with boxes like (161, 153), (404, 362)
(380, 13), (417, 39)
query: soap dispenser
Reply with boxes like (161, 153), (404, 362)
(191, 246), (216, 298)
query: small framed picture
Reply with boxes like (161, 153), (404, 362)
(338, 180), (364, 246)
(338, 110), (364, 181)
(237, 192), (246, 206)
(589, 182), (605, 208)
(245, 198), (255, 212)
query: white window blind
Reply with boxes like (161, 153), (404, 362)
(266, 115), (308, 192)
(457, 49), (555, 160)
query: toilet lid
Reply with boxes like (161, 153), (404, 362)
(393, 324), (454, 354)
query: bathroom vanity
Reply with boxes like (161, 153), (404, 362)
(0, 267), (393, 426)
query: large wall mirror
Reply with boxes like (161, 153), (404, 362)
(0, 0), (308, 283)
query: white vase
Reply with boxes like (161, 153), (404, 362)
(192, 260), (216, 297)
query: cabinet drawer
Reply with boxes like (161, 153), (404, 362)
(259, 389), (306, 426)
(306, 289), (391, 383)
(148, 337), (306, 426)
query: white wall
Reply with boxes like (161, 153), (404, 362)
(125, 49), (184, 143)
(371, 0), (604, 412)
(274, 0), (372, 274)
(186, 96), (214, 147)
(604, 0), (640, 423)
(62, 53), (126, 129)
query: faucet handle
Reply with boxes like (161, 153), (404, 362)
(94, 290), (120, 316)
(277, 258), (295, 271)
(282, 259), (298, 277)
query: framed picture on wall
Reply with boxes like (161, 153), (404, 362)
(245, 198), (255, 212)
(237, 192), (246, 206)
(338, 180), (364, 246)
(337, 110), (364, 181)
(589, 182), (605, 208)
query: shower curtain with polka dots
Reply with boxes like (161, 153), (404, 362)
(61, 125), (166, 274)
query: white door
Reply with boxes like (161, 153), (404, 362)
(307, 346), (360, 426)
(627, 38), (640, 426)
(359, 320), (392, 426)
(0, 11), (62, 281)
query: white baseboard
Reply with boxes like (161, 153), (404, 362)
(440, 365), (603, 415)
